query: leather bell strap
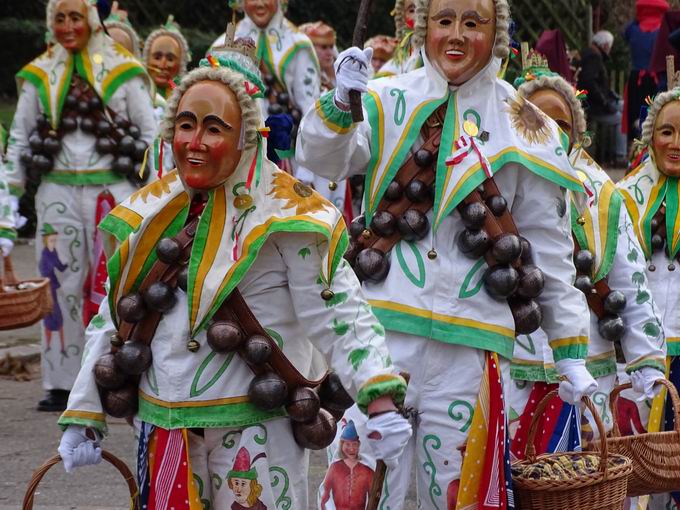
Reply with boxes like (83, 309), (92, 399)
(572, 236), (612, 320)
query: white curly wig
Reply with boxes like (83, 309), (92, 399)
(105, 20), (142, 59)
(412, 0), (511, 59)
(161, 66), (262, 148)
(46, 0), (101, 43)
(640, 88), (680, 146)
(143, 26), (191, 78)
(392, 0), (411, 40)
(518, 75), (589, 146)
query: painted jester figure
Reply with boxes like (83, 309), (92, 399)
(297, 0), (596, 507)
(6, 0), (155, 412)
(617, 67), (680, 510)
(56, 34), (411, 509)
(509, 52), (666, 455)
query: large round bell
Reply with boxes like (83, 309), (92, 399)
(491, 233), (522, 264)
(510, 298), (543, 335)
(519, 236), (534, 264)
(248, 372), (288, 411)
(574, 275), (594, 295)
(64, 94), (78, 110)
(101, 384), (138, 418)
(385, 181), (403, 201)
(116, 293), (147, 323)
(118, 135), (136, 156)
(156, 237), (182, 265)
(80, 116), (96, 134)
(243, 335), (273, 365)
(143, 282), (176, 313)
(114, 114), (131, 130)
(206, 320), (244, 353)
(42, 136), (61, 155)
(405, 179), (429, 203)
(370, 211), (397, 238)
(414, 149), (434, 168)
(486, 195), (507, 216)
(32, 154), (54, 174)
(28, 134), (43, 153)
(112, 155), (134, 176)
(355, 248), (390, 283)
(602, 290), (626, 314)
(95, 137), (115, 155)
(93, 353), (127, 390)
(573, 250), (594, 274)
(96, 119), (111, 136)
(61, 116), (78, 133)
(128, 124), (142, 140)
(114, 340), (152, 375)
(651, 234), (665, 252)
(37, 115), (50, 130)
(397, 209), (430, 242)
(286, 387), (321, 423)
(20, 150), (33, 166)
(77, 100), (90, 115)
(598, 314), (626, 342)
(89, 95), (102, 111)
(318, 372), (354, 411)
(133, 140), (148, 162)
(349, 215), (366, 240)
(344, 241), (361, 265)
(292, 408), (337, 450)
(176, 265), (189, 292)
(461, 202), (487, 230)
(484, 265), (520, 300)
(517, 264), (545, 299)
(458, 228), (491, 259)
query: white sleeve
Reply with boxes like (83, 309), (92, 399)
(123, 77), (157, 146)
(6, 82), (41, 192)
(286, 48), (320, 113)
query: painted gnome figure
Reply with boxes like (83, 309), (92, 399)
(297, 0), (597, 507)
(6, 0), (156, 412)
(616, 57), (680, 510)
(509, 50), (666, 455)
(57, 31), (411, 509)
(378, 0), (421, 77)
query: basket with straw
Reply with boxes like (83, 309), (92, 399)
(0, 255), (52, 330)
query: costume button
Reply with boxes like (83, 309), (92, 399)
(187, 339), (200, 352)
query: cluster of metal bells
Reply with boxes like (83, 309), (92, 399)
(263, 75), (302, 133)
(647, 214), (678, 272)
(573, 249), (628, 342)
(457, 199), (546, 335)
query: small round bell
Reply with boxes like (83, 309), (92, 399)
(319, 372), (354, 411)
(510, 298), (543, 335)
(649, 263), (657, 272)
(603, 290), (627, 314)
(113, 127), (127, 140)
(427, 249), (438, 260)
(42, 137), (61, 155)
(114, 340), (152, 375)
(484, 265), (520, 300)
(292, 408), (338, 450)
(405, 179), (429, 203)
(186, 339), (201, 352)
(61, 116), (78, 133)
(328, 181), (338, 191)
(109, 334), (124, 348)
(321, 288), (335, 301)
(32, 154), (54, 174)
(177, 265), (189, 292)
(77, 100), (90, 115)
(385, 181), (403, 202)
(37, 115), (50, 130)
(101, 384), (138, 418)
(370, 211), (397, 238)
(116, 294), (147, 324)
(143, 282), (177, 313)
(573, 250), (595, 274)
(133, 140), (148, 162)
(88, 95), (102, 111)
(156, 237), (182, 265)
(277, 92), (291, 106)
(461, 202), (487, 230)
(491, 233), (522, 264)
(93, 353), (127, 390)
(248, 372), (288, 411)
(670, 264), (677, 272)
(598, 314), (626, 342)
(651, 217), (661, 232)
(128, 124), (141, 140)
(355, 248), (390, 283)
(96, 119), (111, 136)
(243, 335), (273, 365)
(206, 320), (245, 353)
(486, 195), (507, 216)
(574, 275), (594, 295)
(519, 236), (534, 265)
(95, 137), (115, 155)
(118, 135), (136, 156)
(286, 387), (321, 423)
(651, 234), (665, 252)
(397, 209), (430, 242)
(457, 228), (491, 259)
(112, 155), (134, 176)
(80, 117), (96, 134)
(28, 134), (43, 153)
(517, 264), (545, 299)
(349, 215), (366, 240)
(414, 149), (434, 168)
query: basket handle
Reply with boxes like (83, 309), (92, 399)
(524, 390), (609, 477)
(610, 378), (680, 437)
(22, 450), (139, 510)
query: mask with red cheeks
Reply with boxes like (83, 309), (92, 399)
(173, 81), (244, 191)
(148, 35), (182, 88)
(425, 0), (496, 85)
(53, 0), (91, 52)
(652, 101), (680, 177)
(528, 88), (574, 147)
(404, 0), (416, 29)
(244, 0), (278, 28)
(108, 27), (134, 54)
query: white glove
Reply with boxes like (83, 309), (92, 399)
(631, 367), (665, 401)
(555, 359), (598, 405)
(58, 425), (102, 473)
(365, 411), (412, 470)
(334, 47), (373, 106)
(7, 195), (26, 230)
(0, 238), (13, 257)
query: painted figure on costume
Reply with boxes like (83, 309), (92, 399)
(39, 223), (67, 354)
(298, 0), (599, 507)
(320, 420), (374, 510)
(509, 50), (666, 456)
(57, 30), (410, 509)
(6, 0), (156, 412)
(364, 35), (398, 76)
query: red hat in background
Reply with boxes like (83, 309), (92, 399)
(636, 0), (670, 32)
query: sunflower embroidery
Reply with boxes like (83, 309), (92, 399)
(268, 171), (330, 215)
(506, 94), (553, 145)
(130, 171), (178, 204)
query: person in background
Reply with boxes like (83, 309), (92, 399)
(535, 29), (574, 83)
(365, 35), (398, 77)
(299, 21), (337, 92)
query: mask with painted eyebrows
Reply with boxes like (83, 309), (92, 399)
(652, 100), (680, 177)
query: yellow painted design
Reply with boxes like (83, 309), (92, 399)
(130, 171), (179, 204)
(92, 53), (103, 65)
(140, 391), (250, 408)
(234, 194), (254, 209)
(506, 94), (552, 145)
(61, 410), (106, 422)
(548, 336), (589, 350)
(463, 120), (479, 137)
(366, 90), (386, 205)
(268, 171), (331, 215)
(110, 205), (143, 231)
(101, 62), (144, 92)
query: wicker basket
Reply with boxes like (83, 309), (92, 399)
(0, 256), (52, 330)
(512, 391), (632, 510)
(606, 379), (680, 497)
(22, 450), (139, 510)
